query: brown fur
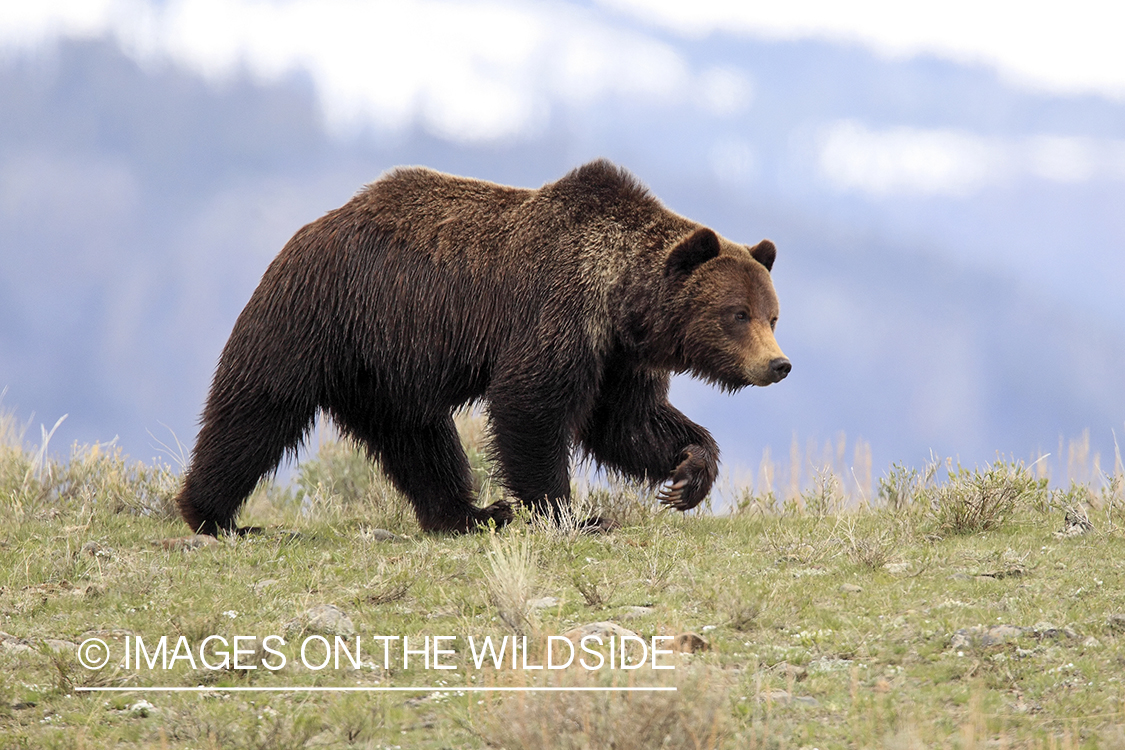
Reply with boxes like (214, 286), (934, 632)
(175, 159), (789, 535)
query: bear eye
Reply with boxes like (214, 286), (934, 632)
(770, 317), (778, 331)
(735, 311), (748, 322)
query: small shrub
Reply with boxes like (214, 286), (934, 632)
(58, 442), (180, 520)
(2, 425), (180, 522)
(293, 415), (505, 531)
(530, 493), (595, 544)
(290, 435), (417, 531)
(734, 488), (779, 516)
(725, 594), (764, 631)
(456, 407), (498, 489)
(800, 466), (846, 517)
(1090, 440), (1125, 530)
(571, 567), (613, 608)
(929, 461), (1047, 535)
(878, 458), (941, 512)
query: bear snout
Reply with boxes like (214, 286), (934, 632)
(768, 357), (792, 382)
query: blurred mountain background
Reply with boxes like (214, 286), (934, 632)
(2, 1), (1123, 494)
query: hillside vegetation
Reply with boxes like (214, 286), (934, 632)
(2, 408), (1125, 749)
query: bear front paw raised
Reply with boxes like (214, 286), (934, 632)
(658, 446), (717, 511)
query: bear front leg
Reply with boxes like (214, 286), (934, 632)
(351, 414), (512, 533)
(580, 368), (719, 512)
(485, 387), (576, 520)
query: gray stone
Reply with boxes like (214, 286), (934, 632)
(526, 596), (561, 611)
(129, 699), (156, 718)
(287, 604), (356, 638)
(81, 541), (113, 558)
(951, 624), (1024, 650)
(1054, 509), (1094, 537)
(619, 606), (655, 620)
(950, 629), (974, 650)
(0, 631), (33, 654)
(228, 636), (273, 670)
(759, 689), (791, 703)
(562, 621), (639, 643)
(1033, 621), (1061, 639)
(770, 662), (809, 681)
(673, 632), (709, 653)
(982, 624), (1024, 646)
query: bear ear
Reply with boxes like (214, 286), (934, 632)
(749, 239), (776, 272)
(666, 228), (721, 279)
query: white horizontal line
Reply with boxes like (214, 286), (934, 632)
(74, 686), (677, 693)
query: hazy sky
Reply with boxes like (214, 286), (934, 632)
(3, 1), (1124, 195)
(603, 0), (1125, 97)
(4, 1), (1124, 137)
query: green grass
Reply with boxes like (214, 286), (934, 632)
(2, 407), (1125, 749)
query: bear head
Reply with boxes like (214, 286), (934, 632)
(663, 227), (790, 391)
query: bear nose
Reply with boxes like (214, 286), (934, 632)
(769, 357), (791, 382)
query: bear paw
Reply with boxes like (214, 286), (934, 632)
(658, 445), (716, 511)
(578, 515), (621, 534)
(472, 499), (516, 530)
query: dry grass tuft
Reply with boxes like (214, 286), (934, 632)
(482, 667), (733, 750)
(763, 522), (838, 566)
(483, 529), (539, 635)
(836, 517), (897, 569)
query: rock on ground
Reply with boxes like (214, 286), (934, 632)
(286, 604), (356, 638)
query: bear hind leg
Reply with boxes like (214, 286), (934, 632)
(177, 393), (316, 535)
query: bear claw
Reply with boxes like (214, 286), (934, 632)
(657, 479), (689, 509)
(658, 446), (715, 511)
(658, 483), (688, 510)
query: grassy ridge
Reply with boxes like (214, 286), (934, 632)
(2, 409), (1125, 749)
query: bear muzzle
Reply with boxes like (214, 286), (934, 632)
(741, 351), (791, 387)
(768, 357), (792, 382)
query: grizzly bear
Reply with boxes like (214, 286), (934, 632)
(175, 159), (789, 535)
